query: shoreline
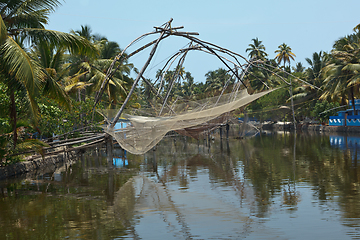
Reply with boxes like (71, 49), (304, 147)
(0, 151), (77, 181)
(263, 123), (360, 133)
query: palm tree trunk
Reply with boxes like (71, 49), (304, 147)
(10, 90), (17, 149)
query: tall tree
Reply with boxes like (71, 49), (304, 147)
(246, 38), (268, 60)
(321, 32), (360, 113)
(292, 62), (305, 73)
(274, 43), (296, 70)
(274, 43), (296, 126)
(0, 0), (95, 148)
(205, 68), (233, 96)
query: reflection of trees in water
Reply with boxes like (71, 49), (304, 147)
(142, 136), (254, 239)
(5, 134), (360, 238)
(0, 147), (137, 239)
(237, 132), (360, 233)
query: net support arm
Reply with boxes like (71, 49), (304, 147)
(109, 19), (173, 129)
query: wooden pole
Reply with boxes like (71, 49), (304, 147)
(159, 52), (188, 116)
(289, 78), (296, 131)
(109, 19), (173, 129)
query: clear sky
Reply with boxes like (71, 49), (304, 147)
(46, 0), (360, 83)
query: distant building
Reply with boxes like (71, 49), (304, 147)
(114, 118), (130, 129)
(329, 99), (360, 126)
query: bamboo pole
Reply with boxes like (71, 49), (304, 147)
(290, 78), (296, 131)
(140, 75), (176, 114)
(92, 33), (172, 117)
(159, 51), (188, 116)
(26, 139), (105, 161)
(110, 19), (173, 129)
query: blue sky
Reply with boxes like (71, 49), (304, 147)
(47, 0), (360, 82)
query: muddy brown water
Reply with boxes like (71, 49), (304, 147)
(1, 132), (360, 239)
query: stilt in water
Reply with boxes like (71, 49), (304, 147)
(105, 134), (113, 167)
(220, 126), (223, 139)
(226, 122), (230, 139)
(152, 147), (157, 173)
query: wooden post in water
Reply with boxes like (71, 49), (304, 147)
(105, 134), (113, 166)
(226, 122), (230, 139)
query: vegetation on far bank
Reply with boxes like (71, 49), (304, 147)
(1, 0), (360, 165)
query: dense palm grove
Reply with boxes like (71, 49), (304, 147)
(0, 0), (359, 165)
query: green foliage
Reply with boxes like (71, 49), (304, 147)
(0, 118), (51, 166)
(38, 97), (103, 138)
(246, 87), (289, 121)
(311, 100), (340, 123)
(246, 37), (268, 60)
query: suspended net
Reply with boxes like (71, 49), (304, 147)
(102, 88), (275, 155)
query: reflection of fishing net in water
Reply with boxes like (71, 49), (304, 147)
(114, 176), (192, 238)
(103, 88), (275, 154)
(114, 175), (253, 239)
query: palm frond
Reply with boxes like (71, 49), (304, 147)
(0, 37), (43, 93)
(24, 28), (98, 56)
(0, 37), (43, 120)
(64, 82), (92, 93)
(0, 16), (7, 42)
(343, 63), (360, 72)
(15, 139), (49, 158)
(41, 69), (71, 110)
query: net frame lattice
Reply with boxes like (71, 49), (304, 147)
(103, 88), (275, 154)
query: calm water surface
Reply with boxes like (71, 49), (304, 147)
(1, 132), (360, 239)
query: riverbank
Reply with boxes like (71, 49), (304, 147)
(0, 134), (106, 180)
(0, 151), (76, 180)
(263, 122), (360, 133)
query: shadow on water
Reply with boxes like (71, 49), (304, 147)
(2, 132), (360, 239)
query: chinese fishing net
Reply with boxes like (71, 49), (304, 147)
(102, 88), (275, 155)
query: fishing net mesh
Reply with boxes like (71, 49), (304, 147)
(102, 88), (274, 154)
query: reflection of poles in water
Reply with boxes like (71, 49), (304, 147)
(183, 136), (188, 153)
(204, 132), (207, 147)
(220, 125), (223, 139)
(155, 172), (193, 239)
(220, 136), (230, 156)
(107, 169), (115, 205)
(226, 122), (230, 139)
(198, 138), (200, 154)
(208, 130), (211, 146)
(226, 139), (230, 156)
(220, 137), (223, 153)
(283, 132), (299, 207)
(207, 130), (211, 153)
(354, 142), (358, 182)
(94, 144), (100, 168)
(208, 140), (254, 236)
(106, 135), (113, 167)
(293, 132), (296, 187)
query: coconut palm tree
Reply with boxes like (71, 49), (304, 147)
(291, 52), (328, 119)
(246, 38), (268, 60)
(66, 25), (99, 102)
(30, 42), (72, 109)
(274, 43), (296, 70)
(292, 62), (305, 73)
(321, 34), (360, 112)
(205, 68), (233, 96)
(67, 26), (134, 109)
(0, 0), (95, 148)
